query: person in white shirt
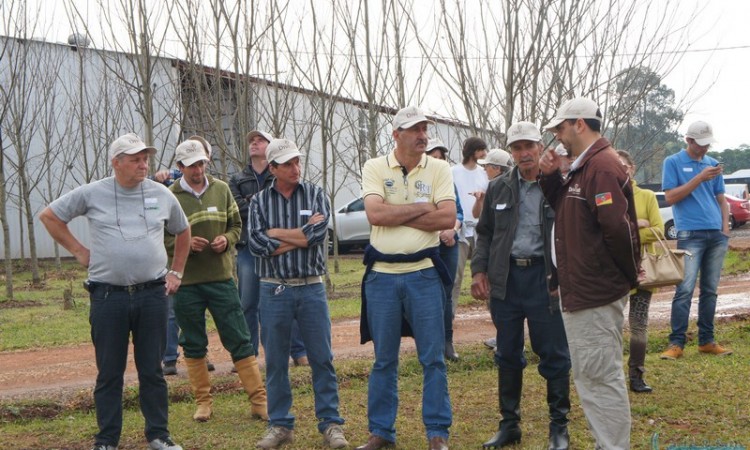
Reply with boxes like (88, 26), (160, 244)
(450, 137), (490, 345)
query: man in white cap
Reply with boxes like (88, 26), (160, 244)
(230, 130), (309, 367)
(472, 149), (514, 220)
(471, 122), (571, 450)
(248, 139), (348, 449)
(471, 148), (513, 353)
(166, 139), (268, 423)
(659, 121), (732, 360)
(538, 98), (640, 450)
(39, 133), (190, 450)
(357, 106), (455, 450)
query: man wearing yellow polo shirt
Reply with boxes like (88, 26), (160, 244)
(355, 106), (456, 450)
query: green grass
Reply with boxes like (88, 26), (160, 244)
(0, 248), (746, 350)
(1, 319), (750, 449)
(0, 256), (483, 351)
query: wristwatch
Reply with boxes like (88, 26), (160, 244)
(167, 270), (183, 280)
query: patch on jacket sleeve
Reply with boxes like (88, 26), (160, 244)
(595, 192), (613, 206)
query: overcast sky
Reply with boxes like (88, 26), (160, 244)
(8, 0), (750, 151)
(662, 0), (750, 150)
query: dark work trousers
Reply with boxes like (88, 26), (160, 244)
(89, 282), (170, 446)
(490, 263), (571, 380)
(439, 240), (459, 340)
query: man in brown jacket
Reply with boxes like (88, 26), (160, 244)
(538, 98), (640, 450)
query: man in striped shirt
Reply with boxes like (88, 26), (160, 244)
(248, 138), (348, 449)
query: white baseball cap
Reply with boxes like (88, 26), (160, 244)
(425, 139), (449, 155)
(175, 139), (210, 166)
(685, 120), (716, 146)
(247, 130), (273, 143)
(266, 139), (303, 164)
(392, 106), (434, 131)
(109, 133), (157, 160)
(544, 98), (602, 130)
(478, 149), (514, 168)
(506, 121), (542, 146)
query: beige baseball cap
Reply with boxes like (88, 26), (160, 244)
(685, 121), (716, 146)
(392, 106), (434, 131)
(266, 139), (303, 164)
(109, 133), (157, 160)
(506, 122), (542, 146)
(175, 140), (210, 166)
(247, 130), (274, 144)
(478, 149), (514, 168)
(544, 98), (602, 130)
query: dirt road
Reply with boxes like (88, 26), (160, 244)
(2, 236), (750, 402)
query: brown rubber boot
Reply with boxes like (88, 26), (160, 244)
(234, 356), (268, 420)
(185, 357), (213, 421)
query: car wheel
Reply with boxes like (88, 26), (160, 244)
(665, 220), (677, 240)
(729, 215), (736, 230)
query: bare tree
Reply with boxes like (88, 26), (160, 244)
(67, 0), (180, 171)
(1, 23), (52, 286)
(413, 0), (697, 149)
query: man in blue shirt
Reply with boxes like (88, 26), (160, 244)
(660, 121), (732, 360)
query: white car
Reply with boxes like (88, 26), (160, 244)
(328, 197), (370, 253)
(654, 192), (677, 240)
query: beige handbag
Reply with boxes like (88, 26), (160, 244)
(639, 227), (692, 289)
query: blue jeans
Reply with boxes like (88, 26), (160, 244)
(164, 296), (179, 363)
(259, 281), (344, 433)
(490, 264), (570, 379)
(439, 242), (459, 341)
(669, 229), (729, 347)
(89, 282), (170, 446)
(238, 247), (306, 359)
(364, 268), (452, 442)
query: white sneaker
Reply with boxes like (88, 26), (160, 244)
(256, 426), (294, 449)
(323, 424), (349, 449)
(148, 437), (183, 450)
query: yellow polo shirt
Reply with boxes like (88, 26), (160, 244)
(362, 152), (455, 273)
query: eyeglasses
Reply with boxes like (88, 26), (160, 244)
(114, 182), (149, 241)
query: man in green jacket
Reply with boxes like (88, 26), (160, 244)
(166, 138), (267, 423)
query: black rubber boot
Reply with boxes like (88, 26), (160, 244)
(547, 376), (570, 450)
(629, 369), (653, 393)
(483, 369), (523, 448)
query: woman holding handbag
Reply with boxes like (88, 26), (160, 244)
(617, 150), (664, 393)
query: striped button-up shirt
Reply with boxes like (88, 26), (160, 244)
(247, 180), (329, 279)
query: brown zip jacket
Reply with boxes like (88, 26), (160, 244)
(539, 137), (641, 312)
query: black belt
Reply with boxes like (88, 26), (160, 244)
(86, 277), (166, 294)
(510, 256), (545, 267)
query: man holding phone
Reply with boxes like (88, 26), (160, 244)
(659, 120), (732, 360)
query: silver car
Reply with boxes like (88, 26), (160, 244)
(328, 197), (370, 253)
(655, 192), (676, 240)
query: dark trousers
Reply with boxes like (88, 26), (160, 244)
(89, 282), (170, 446)
(490, 263), (570, 380)
(439, 241), (459, 340)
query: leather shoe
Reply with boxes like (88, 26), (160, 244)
(429, 436), (449, 450)
(355, 434), (395, 450)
